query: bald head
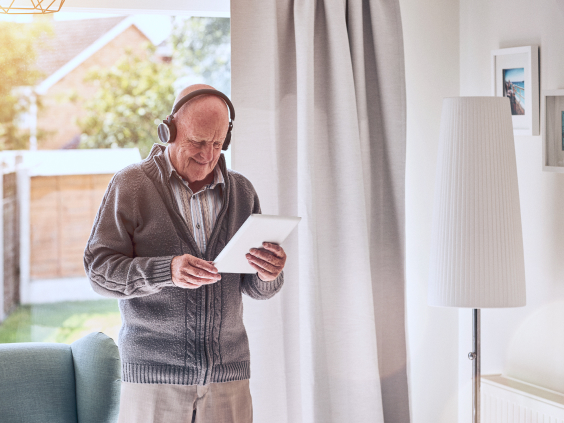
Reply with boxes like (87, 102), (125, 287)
(172, 84), (229, 125)
(173, 83), (214, 109)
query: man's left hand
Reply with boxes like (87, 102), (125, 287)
(246, 242), (286, 282)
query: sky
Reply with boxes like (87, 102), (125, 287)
(503, 67), (525, 83)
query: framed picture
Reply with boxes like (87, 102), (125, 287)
(491, 46), (539, 136)
(541, 89), (564, 172)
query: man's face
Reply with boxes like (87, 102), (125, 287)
(169, 98), (228, 185)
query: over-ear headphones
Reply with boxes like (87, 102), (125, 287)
(157, 88), (235, 151)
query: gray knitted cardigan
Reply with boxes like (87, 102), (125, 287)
(84, 144), (284, 386)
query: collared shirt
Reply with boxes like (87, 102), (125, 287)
(163, 146), (224, 255)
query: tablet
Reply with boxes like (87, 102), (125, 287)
(213, 214), (301, 274)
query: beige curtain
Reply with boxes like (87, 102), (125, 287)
(231, 1), (408, 421)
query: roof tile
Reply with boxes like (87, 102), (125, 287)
(35, 16), (127, 80)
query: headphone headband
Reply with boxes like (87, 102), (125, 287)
(171, 88), (235, 121)
(158, 88), (235, 150)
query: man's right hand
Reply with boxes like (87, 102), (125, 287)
(171, 254), (221, 289)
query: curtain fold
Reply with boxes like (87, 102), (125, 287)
(232, 1), (408, 421)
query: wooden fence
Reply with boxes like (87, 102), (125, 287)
(0, 148), (140, 320)
(0, 170), (114, 321)
(30, 174), (112, 279)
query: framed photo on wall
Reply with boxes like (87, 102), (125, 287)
(491, 46), (539, 136)
(541, 89), (564, 173)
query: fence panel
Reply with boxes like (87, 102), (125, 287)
(30, 174), (112, 280)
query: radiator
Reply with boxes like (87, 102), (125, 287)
(482, 375), (564, 423)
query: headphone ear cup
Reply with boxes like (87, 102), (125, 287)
(157, 116), (177, 143)
(157, 121), (170, 143)
(222, 131), (231, 150)
(168, 121), (177, 143)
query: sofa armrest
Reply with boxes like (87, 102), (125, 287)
(71, 332), (121, 423)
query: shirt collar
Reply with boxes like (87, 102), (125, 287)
(165, 145), (224, 190)
(163, 145), (176, 179)
(210, 164), (225, 189)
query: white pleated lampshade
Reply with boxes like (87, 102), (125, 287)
(428, 97), (526, 308)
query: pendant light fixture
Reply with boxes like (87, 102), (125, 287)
(0, 0), (65, 14)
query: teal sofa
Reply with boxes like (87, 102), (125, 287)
(0, 332), (121, 423)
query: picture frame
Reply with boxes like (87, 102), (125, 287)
(491, 46), (539, 136)
(541, 89), (564, 173)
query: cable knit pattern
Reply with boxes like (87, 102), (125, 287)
(212, 281), (223, 367)
(84, 144), (284, 385)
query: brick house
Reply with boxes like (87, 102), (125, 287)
(34, 16), (163, 150)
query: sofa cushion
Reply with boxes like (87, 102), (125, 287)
(0, 342), (77, 423)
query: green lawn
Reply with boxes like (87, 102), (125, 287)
(0, 300), (121, 345)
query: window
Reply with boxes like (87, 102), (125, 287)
(0, 5), (231, 345)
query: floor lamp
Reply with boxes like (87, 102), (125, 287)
(428, 97), (527, 423)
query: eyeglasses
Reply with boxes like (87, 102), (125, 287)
(187, 139), (223, 150)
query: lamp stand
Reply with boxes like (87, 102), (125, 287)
(468, 309), (481, 423)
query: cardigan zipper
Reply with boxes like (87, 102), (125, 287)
(202, 285), (209, 384)
(152, 148), (230, 386)
(201, 158), (230, 385)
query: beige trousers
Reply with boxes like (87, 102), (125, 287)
(117, 379), (253, 423)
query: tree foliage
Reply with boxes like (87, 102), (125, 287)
(170, 17), (231, 95)
(78, 46), (176, 158)
(0, 22), (49, 150)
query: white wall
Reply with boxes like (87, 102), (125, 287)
(400, 0), (460, 421)
(459, 0), (564, 421)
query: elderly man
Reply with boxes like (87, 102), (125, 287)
(84, 84), (286, 423)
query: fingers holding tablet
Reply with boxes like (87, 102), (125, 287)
(246, 242), (287, 282)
